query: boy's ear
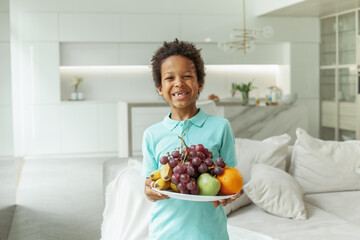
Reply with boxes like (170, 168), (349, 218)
(157, 86), (163, 95)
(198, 83), (204, 92)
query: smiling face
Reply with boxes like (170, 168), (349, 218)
(157, 55), (203, 116)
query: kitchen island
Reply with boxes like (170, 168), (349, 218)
(216, 102), (308, 144)
(118, 100), (308, 157)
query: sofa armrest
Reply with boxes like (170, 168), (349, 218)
(102, 157), (142, 195)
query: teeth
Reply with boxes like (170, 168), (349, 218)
(174, 92), (185, 96)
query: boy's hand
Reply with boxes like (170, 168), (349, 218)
(212, 189), (244, 208)
(144, 178), (170, 202)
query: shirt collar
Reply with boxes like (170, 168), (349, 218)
(162, 108), (208, 131)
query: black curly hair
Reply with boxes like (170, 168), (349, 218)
(151, 39), (205, 88)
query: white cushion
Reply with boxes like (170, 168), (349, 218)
(225, 134), (291, 215)
(305, 191), (360, 226)
(243, 163), (307, 220)
(227, 202), (360, 240)
(289, 128), (360, 194)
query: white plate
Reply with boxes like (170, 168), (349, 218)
(153, 188), (236, 202)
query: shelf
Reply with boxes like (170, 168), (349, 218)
(339, 83), (356, 87)
(339, 49), (356, 52)
(338, 29), (356, 34)
(339, 100), (356, 103)
(320, 66), (336, 69)
(339, 129), (356, 141)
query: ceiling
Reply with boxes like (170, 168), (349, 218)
(262, 0), (360, 17)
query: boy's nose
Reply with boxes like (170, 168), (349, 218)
(174, 77), (185, 87)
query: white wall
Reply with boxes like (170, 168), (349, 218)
(0, 11), (13, 156)
(0, 3), (16, 240)
(289, 43), (320, 137)
(10, 0), (320, 156)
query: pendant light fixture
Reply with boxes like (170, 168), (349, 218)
(218, 0), (273, 54)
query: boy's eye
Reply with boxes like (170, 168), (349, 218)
(184, 75), (193, 78)
(165, 77), (174, 80)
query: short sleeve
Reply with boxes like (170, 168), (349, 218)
(219, 120), (237, 168)
(141, 129), (158, 177)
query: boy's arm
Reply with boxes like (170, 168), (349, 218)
(144, 178), (170, 201)
(212, 120), (242, 207)
(219, 120), (237, 168)
(141, 129), (158, 177)
(142, 129), (169, 201)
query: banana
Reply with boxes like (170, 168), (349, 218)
(150, 169), (161, 181)
(160, 163), (173, 181)
(154, 178), (171, 190)
(170, 182), (180, 192)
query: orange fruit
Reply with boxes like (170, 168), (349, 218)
(217, 167), (243, 195)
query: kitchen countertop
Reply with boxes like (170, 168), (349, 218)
(117, 99), (306, 157)
(222, 103), (308, 145)
(116, 99), (288, 107)
(61, 97), (291, 107)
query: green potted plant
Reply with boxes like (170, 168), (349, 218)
(231, 80), (256, 105)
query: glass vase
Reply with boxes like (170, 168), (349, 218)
(241, 91), (249, 105)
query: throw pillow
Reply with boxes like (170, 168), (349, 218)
(289, 128), (360, 194)
(243, 163), (307, 220)
(224, 134), (291, 215)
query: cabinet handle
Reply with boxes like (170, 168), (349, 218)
(358, 73), (360, 94)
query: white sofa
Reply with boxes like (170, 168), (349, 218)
(102, 128), (360, 240)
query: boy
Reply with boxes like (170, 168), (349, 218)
(142, 39), (242, 239)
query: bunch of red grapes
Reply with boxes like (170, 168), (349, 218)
(159, 143), (226, 195)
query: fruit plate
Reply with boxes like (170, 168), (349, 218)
(153, 188), (236, 202)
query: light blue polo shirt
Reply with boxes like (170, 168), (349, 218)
(142, 108), (237, 240)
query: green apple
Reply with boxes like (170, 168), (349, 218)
(197, 173), (221, 196)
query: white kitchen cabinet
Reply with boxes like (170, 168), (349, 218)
(0, 43), (11, 105)
(24, 105), (62, 155)
(321, 101), (336, 128)
(195, 43), (233, 65)
(180, 15), (239, 42)
(120, 14), (180, 42)
(0, 13), (9, 41)
(19, 13), (58, 41)
(98, 103), (118, 152)
(60, 43), (120, 66)
(118, 43), (161, 65)
(195, 42), (286, 65)
(60, 42), (161, 66)
(0, 105), (13, 156)
(59, 13), (121, 42)
(20, 42), (60, 104)
(0, 42), (12, 156)
(21, 102), (117, 155)
(61, 103), (99, 153)
(339, 102), (356, 132)
(59, 13), (179, 43)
